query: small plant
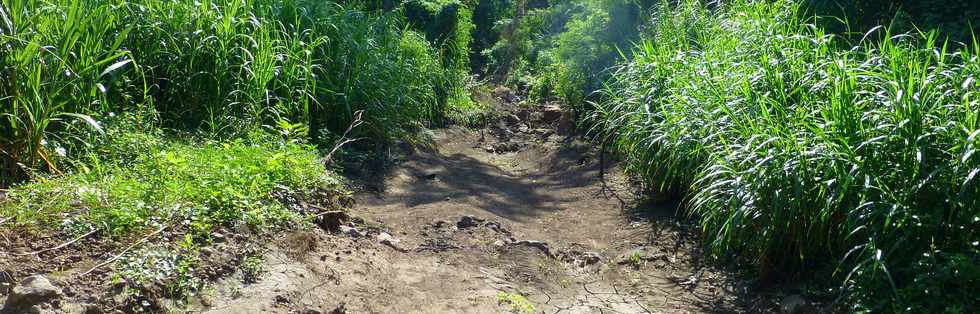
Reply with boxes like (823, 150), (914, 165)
(241, 255), (265, 284)
(628, 251), (643, 269)
(497, 291), (535, 314)
(113, 246), (202, 310)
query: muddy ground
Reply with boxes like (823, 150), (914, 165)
(2, 90), (772, 313)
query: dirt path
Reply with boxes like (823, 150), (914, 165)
(198, 102), (754, 313)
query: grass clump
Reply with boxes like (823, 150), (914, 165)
(592, 0), (979, 310)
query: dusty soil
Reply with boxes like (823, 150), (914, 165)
(198, 96), (759, 313)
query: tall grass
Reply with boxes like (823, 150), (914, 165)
(593, 0), (978, 310)
(1, 0), (459, 184)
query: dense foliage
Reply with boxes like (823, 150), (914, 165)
(481, 0), (653, 107)
(592, 0), (978, 311)
(0, 0), (470, 184)
(806, 0), (979, 44)
(2, 0), (978, 311)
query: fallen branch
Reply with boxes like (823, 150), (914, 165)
(13, 228), (96, 256)
(80, 224), (169, 277)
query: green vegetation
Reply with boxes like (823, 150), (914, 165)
(479, 0), (653, 107)
(1, 133), (332, 236)
(0, 0), (471, 185)
(0, 0), (477, 306)
(2, 0), (978, 311)
(591, 0), (978, 311)
(469, 0), (977, 310)
(496, 291), (535, 314)
(807, 0), (979, 44)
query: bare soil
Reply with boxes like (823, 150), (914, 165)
(198, 98), (759, 313)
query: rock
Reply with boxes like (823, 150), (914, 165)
(456, 215), (485, 229)
(82, 304), (103, 314)
(2, 275), (62, 313)
(377, 233), (407, 252)
(490, 141), (522, 153)
(339, 226), (363, 238)
(557, 110), (576, 135)
(416, 172), (438, 180)
(502, 114), (521, 126)
(531, 128), (554, 138)
(516, 109), (531, 122)
(512, 240), (554, 258)
(540, 104), (562, 123)
(780, 294), (815, 314)
(492, 86), (519, 103)
(328, 303), (346, 314)
(315, 211), (349, 232)
(302, 306), (323, 314)
(579, 252), (602, 266)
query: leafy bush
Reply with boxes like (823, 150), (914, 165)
(1, 133), (335, 237)
(593, 0), (979, 310)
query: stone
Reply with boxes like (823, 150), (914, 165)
(579, 252), (601, 265)
(540, 105), (562, 123)
(557, 110), (576, 135)
(339, 226), (363, 238)
(2, 275), (62, 313)
(377, 233), (407, 252)
(456, 215), (484, 229)
(302, 306), (323, 314)
(502, 114), (521, 126)
(512, 240), (553, 257)
(516, 109), (531, 121)
(780, 294), (814, 314)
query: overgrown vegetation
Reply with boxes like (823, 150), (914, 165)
(477, 0), (653, 108)
(2, 0), (978, 311)
(0, 0), (473, 185)
(0, 0), (476, 307)
(591, 0), (978, 311)
(806, 0), (980, 44)
(1, 133), (332, 236)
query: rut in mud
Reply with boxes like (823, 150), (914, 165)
(199, 95), (757, 314)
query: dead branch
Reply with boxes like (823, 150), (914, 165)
(80, 224), (169, 277)
(13, 228), (96, 256)
(322, 110), (365, 167)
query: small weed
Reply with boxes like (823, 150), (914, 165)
(241, 255), (265, 284)
(497, 291), (536, 314)
(113, 246), (202, 310)
(628, 251), (643, 269)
